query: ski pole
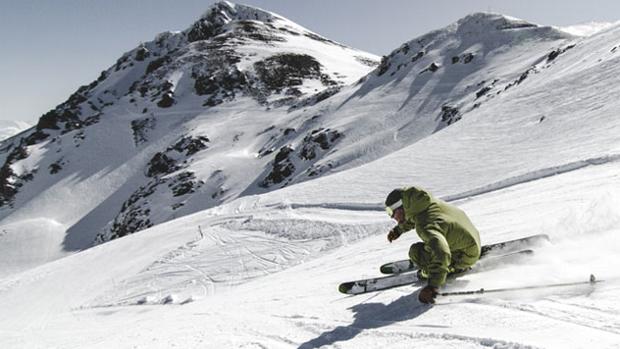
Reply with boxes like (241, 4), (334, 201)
(440, 274), (602, 297)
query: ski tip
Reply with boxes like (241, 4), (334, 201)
(380, 265), (394, 274)
(338, 282), (353, 294)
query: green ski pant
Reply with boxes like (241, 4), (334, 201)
(409, 242), (480, 277)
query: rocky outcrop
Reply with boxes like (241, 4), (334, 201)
(95, 135), (210, 242)
(260, 128), (342, 188)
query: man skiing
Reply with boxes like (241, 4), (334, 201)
(385, 186), (481, 304)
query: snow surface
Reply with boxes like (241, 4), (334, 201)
(559, 21), (617, 37)
(0, 120), (30, 141)
(1, 151), (619, 348)
(2, 6), (620, 349)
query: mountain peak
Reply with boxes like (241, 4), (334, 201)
(185, 1), (284, 42)
(457, 12), (538, 31)
(201, 1), (282, 23)
(452, 12), (573, 40)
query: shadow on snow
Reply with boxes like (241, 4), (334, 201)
(298, 290), (432, 349)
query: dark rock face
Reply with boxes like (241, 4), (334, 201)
(146, 136), (210, 177)
(194, 67), (246, 96)
(476, 86), (492, 99)
(99, 169), (206, 242)
(146, 56), (171, 75)
(453, 53), (474, 64)
(169, 171), (201, 197)
(374, 40), (426, 78)
(135, 46), (150, 61)
(192, 51), (247, 106)
(376, 56), (391, 76)
(193, 51), (340, 108)
(257, 127), (297, 158)
(289, 87), (341, 111)
(171, 136), (210, 156)
(419, 62), (440, 74)
(497, 22), (537, 30)
(300, 128), (341, 160)
(463, 53), (475, 64)
(547, 44), (576, 62)
(504, 68), (533, 91)
(260, 146), (295, 187)
(439, 105), (461, 125)
(157, 92), (175, 108)
(186, 4), (229, 42)
(411, 51), (424, 63)
(49, 158), (66, 175)
(35, 82), (101, 134)
(131, 116), (156, 146)
(0, 142), (29, 206)
(99, 181), (159, 241)
(260, 128), (342, 188)
(254, 53), (336, 92)
(186, 2), (284, 44)
(187, 20), (220, 43)
(98, 134), (210, 242)
(234, 21), (286, 43)
(147, 153), (179, 177)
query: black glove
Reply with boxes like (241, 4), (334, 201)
(418, 285), (439, 304)
(387, 226), (401, 243)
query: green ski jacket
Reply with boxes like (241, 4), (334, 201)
(396, 186), (482, 287)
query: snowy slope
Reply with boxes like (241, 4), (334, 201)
(559, 21), (616, 36)
(276, 13), (578, 173)
(0, 120), (30, 141)
(1, 143), (619, 348)
(2, 8), (620, 349)
(257, 13), (620, 206)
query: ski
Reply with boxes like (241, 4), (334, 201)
(481, 233), (549, 256)
(339, 249), (534, 295)
(338, 269), (421, 295)
(380, 233), (548, 274)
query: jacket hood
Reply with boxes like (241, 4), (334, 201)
(401, 186), (434, 216)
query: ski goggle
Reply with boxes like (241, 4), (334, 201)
(385, 200), (403, 217)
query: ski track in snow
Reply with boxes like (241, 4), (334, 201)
(89, 216), (388, 307)
(489, 297), (620, 335)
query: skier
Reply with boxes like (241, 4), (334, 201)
(384, 186), (481, 304)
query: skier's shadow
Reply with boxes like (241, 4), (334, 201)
(297, 290), (432, 349)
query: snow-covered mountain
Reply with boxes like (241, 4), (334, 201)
(0, 1), (379, 275)
(2, 5), (620, 348)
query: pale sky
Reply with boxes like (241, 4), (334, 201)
(1, 0), (619, 123)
